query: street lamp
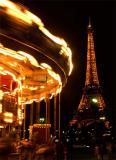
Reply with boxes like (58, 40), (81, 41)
(99, 116), (106, 121)
(92, 98), (98, 103)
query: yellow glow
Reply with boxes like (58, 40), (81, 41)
(4, 112), (13, 117)
(0, 125), (4, 128)
(0, 0), (43, 26)
(31, 99), (39, 102)
(13, 87), (21, 95)
(7, 8), (32, 24)
(0, 0), (44, 26)
(0, 0), (32, 24)
(0, 46), (26, 61)
(40, 86), (45, 89)
(0, 43), (3, 47)
(25, 10), (44, 27)
(22, 86), (38, 91)
(18, 108), (22, 120)
(39, 117), (45, 122)
(19, 121), (22, 125)
(48, 70), (62, 85)
(49, 94), (53, 99)
(33, 123), (51, 128)
(60, 46), (73, 75)
(8, 62), (17, 67)
(29, 86), (38, 90)
(47, 79), (54, 84)
(0, 90), (4, 100)
(0, 104), (2, 113)
(22, 85), (28, 89)
(61, 46), (69, 56)
(4, 118), (13, 123)
(56, 85), (62, 94)
(18, 97), (22, 105)
(39, 28), (73, 75)
(22, 100), (33, 105)
(67, 47), (73, 75)
(0, 0), (73, 76)
(0, 0), (15, 8)
(85, 27), (99, 86)
(92, 98), (98, 103)
(40, 96), (45, 101)
(0, 45), (40, 68)
(39, 27), (67, 46)
(0, 71), (7, 75)
(0, 66), (4, 70)
(100, 116), (106, 120)
(17, 51), (39, 67)
(40, 63), (52, 70)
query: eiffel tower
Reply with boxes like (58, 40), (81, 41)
(77, 20), (106, 122)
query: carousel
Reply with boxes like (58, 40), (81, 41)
(0, 0), (73, 144)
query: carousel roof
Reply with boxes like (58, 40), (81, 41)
(0, 0), (73, 103)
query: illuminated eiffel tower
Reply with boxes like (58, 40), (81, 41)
(77, 20), (106, 121)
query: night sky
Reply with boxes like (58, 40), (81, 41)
(14, 0), (115, 129)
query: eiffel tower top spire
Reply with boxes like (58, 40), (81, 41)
(85, 18), (99, 86)
(88, 17), (92, 28)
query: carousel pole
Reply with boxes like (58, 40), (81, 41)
(45, 98), (47, 143)
(58, 93), (61, 141)
(54, 95), (57, 137)
(45, 97), (50, 143)
(23, 104), (26, 139)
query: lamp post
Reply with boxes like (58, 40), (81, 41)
(92, 98), (98, 103)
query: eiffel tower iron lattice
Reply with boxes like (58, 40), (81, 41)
(77, 20), (106, 120)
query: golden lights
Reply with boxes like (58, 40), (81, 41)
(78, 21), (105, 111)
(33, 123), (51, 128)
(0, 45), (61, 98)
(4, 111), (13, 117)
(3, 112), (13, 123)
(0, 90), (4, 100)
(99, 116), (106, 121)
(40, 63), (62, 86)
(0, 0), (32, 24)
(48, 70), (62, 85)
(92, 98), (98, 103)
(17, 51), (39, 67)
(17, 108), (23, 125)
(0, 44), (62, 94)
(85, 28), (99, 86)
(0, 0), (74, 106)
(40, 63), (52, 70)
(0, 104), (2, 113)
(0, 0), (73, 75)
(0, 45), (39, 67)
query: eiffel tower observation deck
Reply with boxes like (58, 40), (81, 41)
(77, 19), (106, 122)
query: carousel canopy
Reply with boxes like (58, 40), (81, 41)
(0, 0), (73, 103)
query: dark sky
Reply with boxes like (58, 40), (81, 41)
(14, 0), (115, 127)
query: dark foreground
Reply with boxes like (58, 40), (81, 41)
(0, 144), (116, 160)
